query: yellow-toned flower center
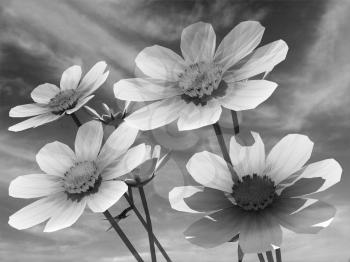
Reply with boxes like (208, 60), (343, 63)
(232, 174), (276, 211)
(49, 89), (79, 114)
(179, 62), (223, 98)
(63, 161), (100, 194)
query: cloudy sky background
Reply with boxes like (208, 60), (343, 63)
(0, 0), (350, 261)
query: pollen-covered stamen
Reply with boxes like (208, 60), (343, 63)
(179, 62), (223, 98)
(232, 174), (276, 211)
(63, 161), (100, 194)
(48, 89), (79, 114)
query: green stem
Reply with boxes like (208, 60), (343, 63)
(258, 253), (266, 262)
(103, 210), (144, 262)
(138, 187), (157, 262)
(212, 122), (239, 182)
(231, 110), (239, 135)
(266, 251), (275, 262)
(71, 113), (82, 127)
(124, 193), (172, 262)
(275, 249), (282, 262)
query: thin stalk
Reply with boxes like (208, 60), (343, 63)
(266, 251), (275, 262)
(71, 113), (82, 127)
(238, 245), (244, 262)
(275, 248), (282, 262)
(212, 122), (239, 182)
(124, 193), (172, 262)
(231, 110), (239, 135)
(257, 253), (266, 262)
(138, 187), (157, 262)
(103, 210), (144, 262)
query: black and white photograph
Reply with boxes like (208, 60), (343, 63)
(0, 0), (349, 261)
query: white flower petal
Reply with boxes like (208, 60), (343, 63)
(184, 207), (243, 248)
(8, 113), (62, 132)
(180, 22), (216, 63)
(75, 121), (103, 162)
(98, 122), (138, 170)
(239, 213), (282, 253)
(8, 193), (67, 230)
(124, 97), (185, 130)
(114, 78), (182, 102)
(101, 143), (147, 180)
(135, 45), (185, 81)
(266, 134), (314, 185)
(187, 151), (233, 193)
(65, 95), (94, 114)
(219, 80), (277, 111)
(44, 198), (87, 232)
(215, 21), (265, 72)
(177, 101), (222, 131)
(289, 159), (342, 194)
(9, 104), (51, 118)
(229, 132), (265, 177)
(31, 83), (60, 104)
(79, 61), (108, 96)
(36, 141), (76, 177)
(81, 71), (109, 98)
(87, 181), (127, 213)
(9, 174), (63, 199)
(226, 40), (288, 82)
(169, 186), (203, 213)
(60, 65), (82, 90)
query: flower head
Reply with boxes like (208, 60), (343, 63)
(114, 21), (288, 131)
(124, 145), (170, 187)
(9, 62), (109, 132)
(8, 120), (144, 232)
(169, 132), (342, 253)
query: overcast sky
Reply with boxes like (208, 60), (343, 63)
(0, 0), (350, 261)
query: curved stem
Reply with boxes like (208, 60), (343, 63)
(231, 110), (239, 135)
(266, 251), (275, 262)
(212, 122), (239, 182)
(257, 253), (266, 262)
(139, 187), (157, 262)
(124, 193), (172, 262)
(103, 210), (144, 262)
(275, 248), (282, 262)
(71, 113), (82, 127)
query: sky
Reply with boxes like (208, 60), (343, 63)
(0, 0), (350, 261)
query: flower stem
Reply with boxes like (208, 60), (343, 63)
(231, 110), (239, 135)
(71, 113), (82, 127)
(257, 253), (266, 262)
(124, 192), (172, 262)
(138, 186), (157, 262)
(103, 210), (144, 262)
(238, 245), (244, 262)
(212, 122), (239, 182)
(275, 248), (282, 262)
(266, 251), (275, 262)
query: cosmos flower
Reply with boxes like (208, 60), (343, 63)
(8, 61), (109, 132)
(124, 145), (170, 187)
(169, 132), (342, 253)
(8, 120), (144, 232)
(114, 21), (288, 131)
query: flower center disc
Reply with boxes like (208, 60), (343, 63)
(63, 161), (100, 194)
(49, 89), (78, 114)
(232, 174), (276, 211)
(179, 62), (223, 99)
